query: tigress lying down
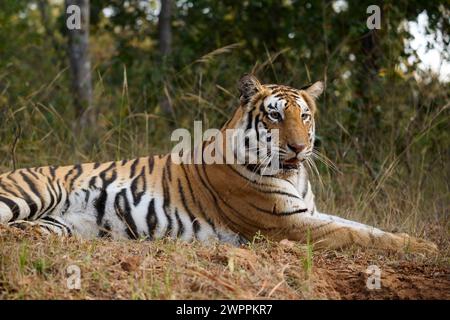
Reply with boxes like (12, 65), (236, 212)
(0, 74), (437, 254)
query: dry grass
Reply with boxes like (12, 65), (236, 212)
(0, 223), (448, 300)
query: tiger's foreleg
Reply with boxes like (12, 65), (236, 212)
(282, 212), (438, 255)
(8, 216), (72, 237)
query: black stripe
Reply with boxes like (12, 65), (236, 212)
(49, 166), (56, 179)
(88, 176), (97, 188)
(26, 168), (40, 180)
(95, 190), (108, 225)
(193, 164), (219, 207)
(53, 179), (64, 213)
(99, 162), (117, 177)
(227, 165), (301, 199)
(177, 179), (200, 237)
(260, 100), (267, 112)
(165, 155), (172, 182)
(41, 216), (72, 236)
(47, 177), (62, 214)
(146, 199), (157, 240)
(94, 163), (117, 225)
(0, 195), (20, 221)
(98, 221), (112, 238)
(174, 209), (184, 238)
(19, 171), (44, 215)
(243, 136), (250, 163)
(185, 165), (218, 234)
(63, 166), (75, 182)
(40, 225), (53, 233)
(300, 83), (314, 90)
(36, 181), (56, 219)
(68, 164), (83, 191)
(254, 114), (261, 159)
(180, 164), (216, 230)
(41, 216), (61, 224)
(130, 167), (146, 206)
(129, 158), (139, 178)
(0, 181), (20, 197)
(60, 198), (71, 215)
(161, 168), (173, 236)
(83, 189), (91, 207)
(114, 188), (138, 239)
(254, 114), (260, 139)
(9, 174), (39, 220)
(245, 108), (254, 131)
(41, 178), (58, 217)
(148, 156), (155, 174)
(249, 203), (307, 216)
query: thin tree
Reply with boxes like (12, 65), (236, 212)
(37, 0), (64, 65)
(158, 0), (173, 115)
(66, 0), (94, 131)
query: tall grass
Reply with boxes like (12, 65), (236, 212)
(0, 44), (448, 255)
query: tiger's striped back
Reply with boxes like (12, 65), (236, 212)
(0, 154), (249, 243)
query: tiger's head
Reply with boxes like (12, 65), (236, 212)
(231, 74), (323, 173)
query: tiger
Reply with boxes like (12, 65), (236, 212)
(0, 74), (437, 254)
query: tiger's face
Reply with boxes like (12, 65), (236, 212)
(236, 74), (323, 172)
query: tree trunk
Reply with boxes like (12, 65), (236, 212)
(37, 0), (64, 65)
(66, 0), (94, 131)
(159, 0), (172, 56)
(158, 0), (173, 115)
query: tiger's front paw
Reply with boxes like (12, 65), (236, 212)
(397, 233), (439, 255)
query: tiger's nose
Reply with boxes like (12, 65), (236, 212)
(288, 143), (306, 154)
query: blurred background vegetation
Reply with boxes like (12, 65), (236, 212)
(0, 0), (448, 237)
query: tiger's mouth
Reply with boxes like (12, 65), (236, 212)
(280, 157), (302, 170)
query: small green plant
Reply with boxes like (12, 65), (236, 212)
(301, 228), (314, 277)
(248, 231), (270, 249)
(149, 281), (161, 299)
(32, 258), (48, 275)
(18, 242), (28, 273)
(164, 267), (172, 298)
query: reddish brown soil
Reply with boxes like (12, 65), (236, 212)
(313, 252), (450, 299)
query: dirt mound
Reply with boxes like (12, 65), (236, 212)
(313, 252), (450, 299)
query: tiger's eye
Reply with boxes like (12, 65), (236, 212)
(301, 113), (310, 120)
(269, 111), (281, 121)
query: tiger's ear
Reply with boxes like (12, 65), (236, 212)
(303, 81), (324, 99)
(238, 74), (263, 105)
